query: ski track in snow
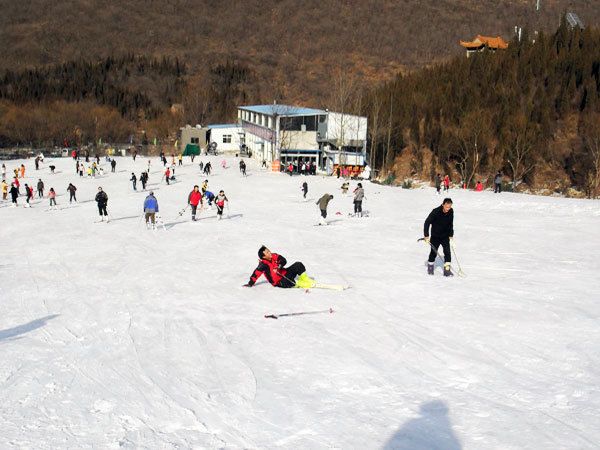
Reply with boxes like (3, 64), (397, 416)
(1, 155), (600, 448)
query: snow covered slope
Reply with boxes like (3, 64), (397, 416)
(1, 155), (599, 449)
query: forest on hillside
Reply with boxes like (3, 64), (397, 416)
(360, 19), (600, 197)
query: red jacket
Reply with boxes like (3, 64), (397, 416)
(188, 190), (202, 206)
(247, 253), (287, 287)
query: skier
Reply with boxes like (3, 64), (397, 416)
(240, 160), (247, 176)
(111, 159), (117, 173)
(203, 161), (212, 175)
(199, 161), (204, 171)
(37, 179), (44, 198)
(48, 187), (57, 209)
(187, 185), (203, 221)
(20, 164), (25, 179)
(341, 181), (349, 194)
(443, 175), (450, 191)
(262, 159), (267, 169)
(204, 190), (215, 207)
(435, 174), (442, 195)
(215, 190), (228, 219)
(67, 183), (77, 203)
(1, 179), (7, 200)
(130, 173), (137, 190)
(316, 193), (334, 225)
(35, 156), (40, 170)
(164, 167), (171, 185)
(475, 181), (483, 191)
(2, 163), (6, 180)
(353, 183), (364, 217)
(133, 149), (137, 161)
(201, 180), (209, 195)
(424, 197), (454, 277)
(243, 246), (314, 289)
(494, 171), (502, 193)
(178, 154), (183, 166)
(140, 171), (148, 190)
(10, 183), (19, 206)
(24, 183), (32, 207)
(79, 164), (84, 177)
(95, 187), (109, 221)
(301, 181), (308, 199)
(143, 191), (159, 229)
(287, 162), (293, 176)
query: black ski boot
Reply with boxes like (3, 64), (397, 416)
(427, 263), (434, 275)
(443, 263), (454, 277)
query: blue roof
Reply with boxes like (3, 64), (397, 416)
(207, 123), (240, 129)
(239, 104), (326, 116)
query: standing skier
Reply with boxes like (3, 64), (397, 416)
(95, 187), (109, 221)
(215, 190), (228, 219)
(201, 180), (209, 195)
(67, 183), (77, 203)
(494, 171), (502, 193)
(316, 193), (334, 225)
(443, 175), (450, 191)
(243, 246), (314, 289)
(143, 191), (159, 229)
(424, 198), (454, 277)
(301, 181), (308, 199)
(37, 179), (44, 198)
(353, 183), (365, 217)
(187, 185), (203, 221)
(435, 174), (442, 195)
(10, 183), (19, 206)
(48, 187), (57, 209)
(130, 173), (137, 190)
(110, 159), (117, 173)
(164, 167), (171, 185)
(1, 179), (7, 200)
(140, 171), (148, 190)
(24, 183), (32, 207)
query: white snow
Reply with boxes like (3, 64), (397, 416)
(1, 155), (599, 449)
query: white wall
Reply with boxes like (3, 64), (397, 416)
(209, 127), (244, 153)
(326, 113), (368, 145)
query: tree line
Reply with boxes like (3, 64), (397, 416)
(362, 18), (600, 197)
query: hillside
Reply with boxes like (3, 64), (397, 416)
(1, 0), (599, 103)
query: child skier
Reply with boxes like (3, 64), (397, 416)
(48, 188), (57, 209)
(215, 190), (228, 219)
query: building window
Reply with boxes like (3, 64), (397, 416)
(223, 135), (232, 143)
(191, 137), (199, 144)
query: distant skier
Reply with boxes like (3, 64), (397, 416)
(130, 173), (137, 190)
(201, 180), (209, 195)
(424, 197), (454, 277)
(140, 171), (148, 190)
(48, 187), (57, 209)
(143, 191), (159, 229)
(1, 179), (7, 200)
(215, 190), (228, 219)
(37, 179), (44, 198)
(199, 161), (204, 171)
(95, 187), (109, 221)
(9, 183), (19, 206)
(204, 190), (215, 207)
(203, 161), (212, 175)
(475, 181), (483, 191)
(164, 167), (171, 185)
(443, 175), (450, 191)
(435, 174), (442, 195)
(353, 183), (364, 217)
(301, 181), (308, 199)
(316, 193), (334, 225)
(178, 154), (183, 166)
(240, 160), (247, 176)
(187, 185), (203, 221)
(67, 183), (77, 203)
(341, 181), (349, 194)
(243, 246), (314, 289)
(494, 171), (502, 193)
(24, 183), (32, 207)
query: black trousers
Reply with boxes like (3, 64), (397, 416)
(278, 262), (306, 288)
(428, 236), (451, 263)
(354, 200), (362, 213)
(320, 209), (327, 219)
(191, 204), (198, 218)
(494, 183), (501, 193)
(70, 193), (76, 202)
(38, 189), (43, 198)
(98, 204), (108, 216)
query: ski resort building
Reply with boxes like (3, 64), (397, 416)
(237, 104), (367, 174)
(206, 124), (245, 154)
(179, 125), (208, 153)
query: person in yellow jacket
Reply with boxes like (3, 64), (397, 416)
(1, 179), (8, 200)
(178, 154), (183, 166)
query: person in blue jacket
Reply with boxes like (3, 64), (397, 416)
(143, 191), (159, 228)
(204, 190), (215, 207)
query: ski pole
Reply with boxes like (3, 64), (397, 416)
(265, 308), (334, 319)
(417, 238), (445, 265)
(450, 240), (466, 277)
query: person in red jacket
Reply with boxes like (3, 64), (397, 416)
(164, 167), (171, 185)
(244, 246), (309, 288)
(475, 181), (483, 191)
(187, 185), (203, 221)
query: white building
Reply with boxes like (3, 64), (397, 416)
(237, 104), (367, 174)
(207, 124), (245, 154)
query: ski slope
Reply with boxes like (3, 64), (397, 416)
(1, 155), (599, 449)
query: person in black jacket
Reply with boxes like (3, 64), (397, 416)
(424, 198), (454, 276)
(95, 187), (109, 221)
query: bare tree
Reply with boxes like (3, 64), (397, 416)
(503, 113), (539, 189)
(367, 92), (383, 172)
(580, 113), (600, 198)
